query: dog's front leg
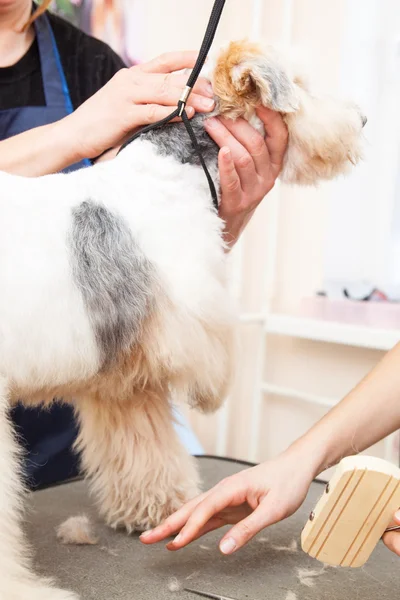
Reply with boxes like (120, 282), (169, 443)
(75, 391), (200, 532)
(0, 378), (78, 600)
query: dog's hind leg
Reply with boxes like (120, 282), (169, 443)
(75, 390), (200, 532)
(0, 377), (78, 600)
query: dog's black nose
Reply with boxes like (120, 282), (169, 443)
(361, 115), (368, 128)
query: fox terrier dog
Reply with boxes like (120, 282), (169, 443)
(0, 41), (365, 598)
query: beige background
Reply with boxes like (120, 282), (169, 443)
(125, 0), (399, 467)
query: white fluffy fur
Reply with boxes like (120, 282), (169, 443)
(0, 145), (228, 389)
(0, 379), (77, 599)
(0, 143), (229, 598)
(0, 40), (364, 598)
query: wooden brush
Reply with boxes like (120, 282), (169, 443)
(301, 455), (400, 568)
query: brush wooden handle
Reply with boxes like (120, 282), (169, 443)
(301, 456), (400, 568)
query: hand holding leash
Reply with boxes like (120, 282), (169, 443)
(66, 51), (215, 163)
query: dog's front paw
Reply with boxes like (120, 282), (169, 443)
(104, 477), (200, 533)
(96, 450), (201, 533)
(125, 485), (200, 533)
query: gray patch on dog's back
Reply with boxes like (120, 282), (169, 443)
(70, 201), (153, 369)
(141, 114), (219, 172)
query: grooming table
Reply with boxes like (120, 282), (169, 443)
(27, 456), (400, 599)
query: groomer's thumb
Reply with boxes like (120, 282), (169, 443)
(382, 509), (400, 557)
(219, 499), (282, 555)
(386, 509), (400, 530)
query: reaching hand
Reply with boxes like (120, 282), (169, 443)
(140, 450), (314, 554)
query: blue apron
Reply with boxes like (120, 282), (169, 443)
(0, 12), (90, 166)
(0, 13), (202, 489)
(0, 13), (90, 489)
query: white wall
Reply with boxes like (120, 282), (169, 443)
(324, 0), (400, 289)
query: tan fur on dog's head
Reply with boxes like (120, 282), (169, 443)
(208, 40), (366, 185)
(212, 40), (299, 120)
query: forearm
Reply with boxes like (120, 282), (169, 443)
(288, 342), (400, 476)
(0, 118), (81, 176)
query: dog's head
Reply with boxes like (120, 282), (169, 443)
(204, 40), (366, 185)
(207, 40), (299, 119)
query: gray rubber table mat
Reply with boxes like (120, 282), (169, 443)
(27, 456), (399, 599)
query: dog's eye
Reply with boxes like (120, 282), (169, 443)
(361, 115), (368, 128)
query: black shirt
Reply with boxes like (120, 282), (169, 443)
(0, 10), (125, 111)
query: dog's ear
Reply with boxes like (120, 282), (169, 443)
(231, 53), (299, 113)
(213, 42), (299, 118)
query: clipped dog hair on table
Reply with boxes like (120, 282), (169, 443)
(56, 515), (98, 546)
(167, 577), (183, 593)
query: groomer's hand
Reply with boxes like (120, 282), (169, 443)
(204, 107), (288, 248)
(382, 513), (400, 556)
(140, 448), (314, 554)
(64, 52), (215, 162)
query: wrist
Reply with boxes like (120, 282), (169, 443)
(284, 427), (339, 480)
(222, 210), (254, 250)
(54, 115), (87, 164)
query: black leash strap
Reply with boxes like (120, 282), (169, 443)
(118, 0), (226, 211)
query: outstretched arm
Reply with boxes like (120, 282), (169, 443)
(141, 342), (400, 556)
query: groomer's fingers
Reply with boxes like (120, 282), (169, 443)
(218, 495), (283, 554)
(218, 117), (270, 177)
(166, 479), (249, 550)
(140, 491), (211, 543)
(382, 530), (400, 556)
(382, 511), (400, 556)
(385, 511), (400, 533)
(218, 147), (242, 207)
(205, 118), (257, 190)
(138, 51), (199, 74)
(165, 503), (259, 550)
(166, 517), (229, 550)
(256, 106), (288, 176)
(130, 72), (215, 113)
